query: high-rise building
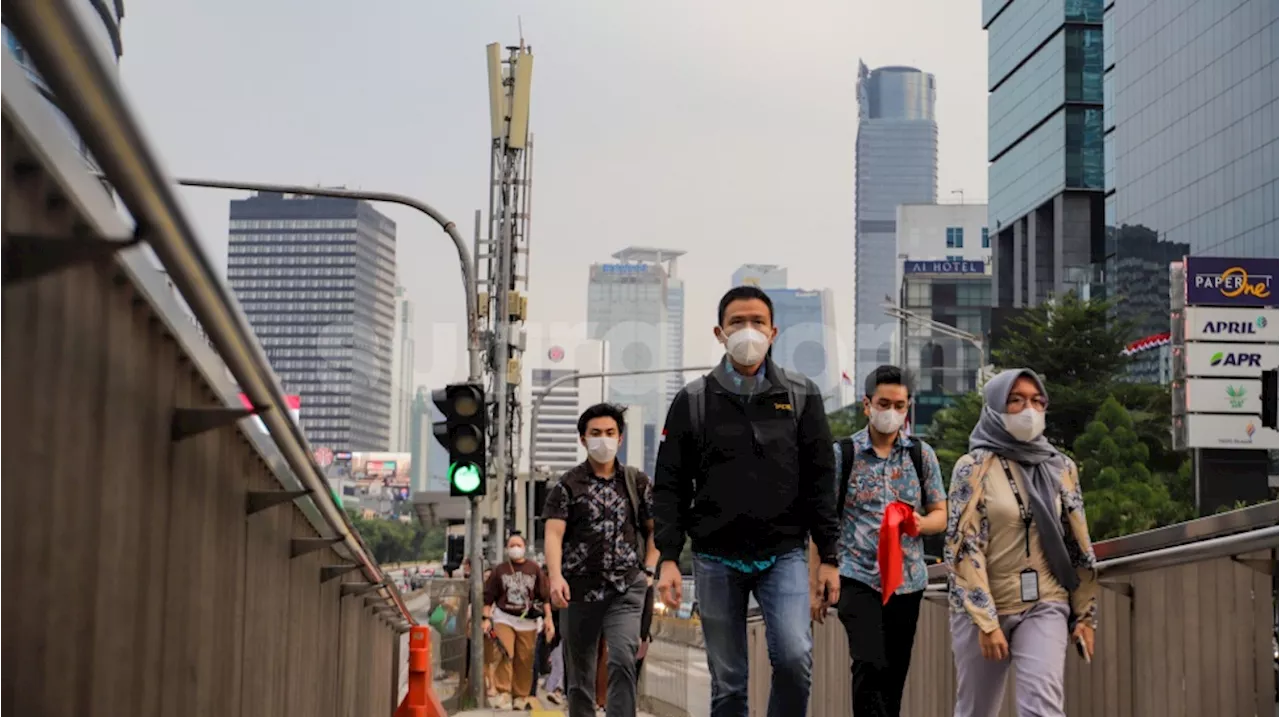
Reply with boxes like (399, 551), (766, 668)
(729, 265), (841, 410)
(732, 264), (788, 289)
(227, 192), (397, 451)
(521, 329), (609, 477)
(389, 286), (415, 451)
(984, 0), (1105, 311)
(854, 62), (939, 385)
(611, 248), (687, 406)
(1105, 0), (1277, 373)
(3, 2), (125, 173)
(588, 251), (683, 474)
(899, 262), (992, 432)
(892, 203), (991, 369)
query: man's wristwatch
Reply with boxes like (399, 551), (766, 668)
(643, 565), (656, 578)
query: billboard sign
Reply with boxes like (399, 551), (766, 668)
(1182, 307), (1279, 342)
(1181, 378), (1263, 414)
(1184, 257), (1278, 307)
(1181, 414), (1279, 449)
(903, 259), (986, 275)
(1177, 343), (1280, 377)
(350, 451), (412, 487)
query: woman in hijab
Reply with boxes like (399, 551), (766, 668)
(944, 369), (1099, 717)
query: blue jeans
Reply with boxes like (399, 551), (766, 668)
(694, 548), (813, 717)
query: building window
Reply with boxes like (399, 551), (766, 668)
(1065, 107), (1105, 189)
(946, 227), (964, 248)
(947, 255), (964, 262)
(981, 227), (990, 248)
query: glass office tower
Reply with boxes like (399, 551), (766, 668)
(985, 0), (1105, 310)
(853, 62), (939, 386)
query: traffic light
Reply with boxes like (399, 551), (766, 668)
(445, 534), (465, 573)
(433, 382), (487, 497)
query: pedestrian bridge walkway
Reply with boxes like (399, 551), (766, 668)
(2, 3), (1275, 717)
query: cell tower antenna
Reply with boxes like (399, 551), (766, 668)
(518, 16), (525, 50)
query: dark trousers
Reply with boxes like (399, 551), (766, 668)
(836, 578), (924, 717)
(563, 575), (647, 717)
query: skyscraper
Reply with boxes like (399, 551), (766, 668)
(389, 286), (415, 451)
(854, 62), (939, 385)
(610, 247), (686, 405)
(984, 0), (1105, 310)
(587, 251), (682, 474)
(227, 192), (397, 451)
(730, 265), (840, 410)
(732, 264), (788, 289)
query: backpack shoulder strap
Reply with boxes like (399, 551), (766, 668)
(686, 376), (707, 435)
(835, 436), (855, 514)
(908, 439), (927, 501)
(621, 465), (649, 557)
(774, 366), (808, 426)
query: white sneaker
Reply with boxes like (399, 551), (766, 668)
(491, 693), (512, 710)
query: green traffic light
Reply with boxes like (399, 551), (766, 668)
(450, 462), (482, 493)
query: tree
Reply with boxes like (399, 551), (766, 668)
(347, 509), (446, 565)
(827, 404), (868, 439)
(991, 293), (1134, 450)
(1074, 397), (1189, 539)
(924, 391), (984, 486)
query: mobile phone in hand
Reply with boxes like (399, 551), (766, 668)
(1076, 634), (1091, 663)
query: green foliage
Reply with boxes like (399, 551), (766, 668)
(925, 391), (984, 486)
(1073, 397), (1191, 539)
(919, 292), (1196, 538)
(827, 404), (868, 439)
(347, 509), (446, 565)
(991, 293), (1134, 449)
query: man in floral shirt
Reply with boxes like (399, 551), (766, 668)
(543, 403), (658, 717)
(826, 365), (946, 717)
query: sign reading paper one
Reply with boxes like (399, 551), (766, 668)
(1181, 413), (1279, 449)
(1185, 257), (1278, 307)
(1181, 378), (1263, 414)
(1182, 307), (1279, 342)
(1177, 342), (1280, 377)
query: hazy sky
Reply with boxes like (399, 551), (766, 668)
(119, 0), (988, 391)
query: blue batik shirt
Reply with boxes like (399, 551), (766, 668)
(834, 428), (946, 594)
(695, 356), (779, 574)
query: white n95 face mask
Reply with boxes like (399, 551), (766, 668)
(725, 327), (769, 365)
(1003, 407), (1046, 442)
(586, 435), (619, 463)
(870, 407), (906, 435)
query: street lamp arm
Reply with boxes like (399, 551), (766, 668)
(175, 176), (482, 381)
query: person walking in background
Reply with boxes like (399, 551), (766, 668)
(543, 403), (659, 717)
(482, 534), (553, 710)
(946, 369), (1099, 717)
(816, 365), (947, 717)
(654, 286), (840, 717)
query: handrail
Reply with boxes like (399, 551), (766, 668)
(0, 0), (410, 621)
(925, 501), (1279, 585)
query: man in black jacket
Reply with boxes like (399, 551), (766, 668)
(653, 285), (841, 717)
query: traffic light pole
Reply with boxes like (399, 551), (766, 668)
(524, 364), (716, 543)
(175, 176), (490, 702)
(174, 177), (485, 381)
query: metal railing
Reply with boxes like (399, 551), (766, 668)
(0, 0), (409, 621)
(746, 503), (1279, 716)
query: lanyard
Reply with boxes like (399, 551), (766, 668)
(998, 457), (1032, 558)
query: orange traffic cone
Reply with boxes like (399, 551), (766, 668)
(395, 626), (447, 717)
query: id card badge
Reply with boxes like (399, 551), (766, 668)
(1019, 569), (1040, 602)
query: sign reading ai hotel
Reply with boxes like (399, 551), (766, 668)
(1172, 257), (1279, 451)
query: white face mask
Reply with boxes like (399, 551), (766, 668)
(506, 546), (526, 561)
(1003, 407), (1046, 442)
(869, 407), (907, 435)
(723, 327), (770, 366)
(585, 435), (619, 464)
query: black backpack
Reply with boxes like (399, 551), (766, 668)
(835, 434), (945, 563)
